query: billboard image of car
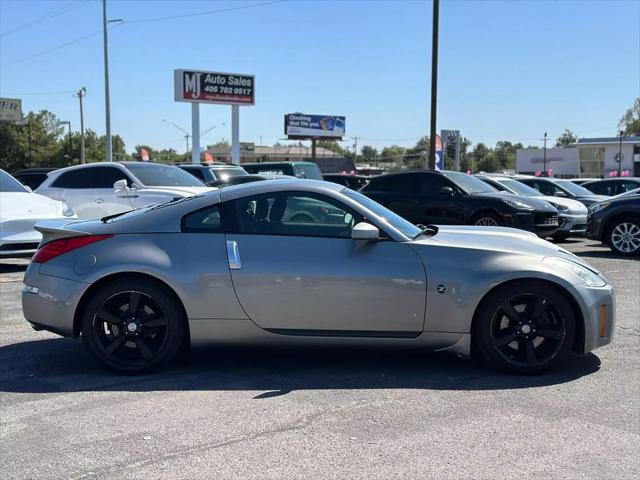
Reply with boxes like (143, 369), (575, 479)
(285, 113), (346, 139)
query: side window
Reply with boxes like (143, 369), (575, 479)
(234, 192), (360, 238)
(184, 168), (205, 181)
(182, 205), (223, 232)
(386, 175), (420, 194)
(419, 174), (450, 194)
(621, 181), (638, 193)
(93, 167), (131, 188)
(51, 169), (96, 189)
(528, 180), (554, 196)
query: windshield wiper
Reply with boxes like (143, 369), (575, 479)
(415, 224), (439, 238)
(101, 210), (133, 223)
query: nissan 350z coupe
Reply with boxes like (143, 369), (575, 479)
(22, 180), (615, 374)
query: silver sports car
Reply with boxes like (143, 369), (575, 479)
(22, 179), (615, 374)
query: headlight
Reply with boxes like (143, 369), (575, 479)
(543, 256), (606, 287)
(60, 202), (75, 217)
(547, 201), (568, 211)
(589, 201), (610, 214)
(501, 198), (533, 210)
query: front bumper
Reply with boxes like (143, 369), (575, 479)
(557, 213), (587, 235)
(509, 211), (559, 237)
(569, 281), (615, 353)
(22, 263), (89, 337)
(586, 213), (605, 241)
(0, 219), (43, 257)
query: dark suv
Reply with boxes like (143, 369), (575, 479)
(242, 162), (323, 180)
(176, 163), (248, 186)
(587, 194), (640, 256)
(360, 170), (559, 236)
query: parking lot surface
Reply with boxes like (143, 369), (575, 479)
(1, 238), (639, 479)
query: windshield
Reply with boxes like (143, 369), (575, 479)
(127, 164), (205, 187)
(614, 187), (640, 198)
(555, 180), (593, 196)
(294, 164), (323, 180)
(0, 169), (29, 192)
(343, 189), (422, 239)
(497, 178), (542, 196)
(443, 171), (497, 194)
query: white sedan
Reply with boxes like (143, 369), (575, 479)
(0, 169), (76, 257)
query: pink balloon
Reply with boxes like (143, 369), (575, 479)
(466, 170), (471, 175)
(535, 170), (541, 177)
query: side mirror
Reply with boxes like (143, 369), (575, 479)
(352, 222), (379, 241)
(113, 179), (128, 196)
(554, 191), (568, 197)
(24, 186), (33, 193)
(439, 186), (455, 196)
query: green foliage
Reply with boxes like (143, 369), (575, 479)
(618, 97), (640, 136)
(360, 145), (378, 162)
(380, 145), (406, 164)
(555, 129), (577, 146)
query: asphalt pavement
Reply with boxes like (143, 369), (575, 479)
(1, 238), (638, 479)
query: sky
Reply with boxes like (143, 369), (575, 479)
(1, 0), (639, 155)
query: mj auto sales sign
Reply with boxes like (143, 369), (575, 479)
(174, 69), (254, 106)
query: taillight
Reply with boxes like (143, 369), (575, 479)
(32, 235), (113, 263)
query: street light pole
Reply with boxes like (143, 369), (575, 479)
(75, 87), (86, 164)
(543, 132), (547, 174)
(102, 0), (113, 162)
(618, 130), (623, 177)
(427, 0), (440, 170)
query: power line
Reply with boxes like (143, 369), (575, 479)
(123, 0), (287, 25)
(0, 0), (89, 38)
(1, 30), (101, 67)
(2, 91), (76, 96)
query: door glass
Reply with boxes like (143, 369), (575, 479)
(235, 192), (358, 238)
(93, 167), (131, 188)
(51, 169), (96, 188)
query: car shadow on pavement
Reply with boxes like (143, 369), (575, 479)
(0, 262), (28, 274)
(0, 338), (601, 397)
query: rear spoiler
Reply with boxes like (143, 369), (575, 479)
(34, 220), (92, 246)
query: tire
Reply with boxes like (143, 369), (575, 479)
(607, 216), (640, 257)
(472, 280), (576, 374)
(80, 278), (186, 373)
(472, 212), (503, 227)
(551, 232), (571, 241)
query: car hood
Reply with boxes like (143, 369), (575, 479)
(469, 192), (556, 211)
(574, 194), (609, 205)
(139, 186), (214, 197)
(411, 225), (587, 263)
(539, 195), (587, 214)
(0, 192), (63, 221)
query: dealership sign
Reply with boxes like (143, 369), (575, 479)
(285, 114), (346, 139)
(0, 98), (23, 123)
(174, 69), (254, 105)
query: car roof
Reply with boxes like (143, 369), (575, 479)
(582, 177), (639, 185)
(176, 163), (244, 169)
(242, 161), (318, 167)
(12, 168), (56, 174)
(217, 178), (342, 201)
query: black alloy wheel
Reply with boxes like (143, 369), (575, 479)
(474, 281), (575, 374)
(81, 279), (185, 373)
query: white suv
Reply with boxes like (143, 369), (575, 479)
(36, 162), (213, 220)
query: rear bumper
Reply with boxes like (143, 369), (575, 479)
(22, 264), (89, 337)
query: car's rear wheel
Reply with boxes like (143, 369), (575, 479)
(551, 231), (571, 241)
(81, 279), (186, 373)
(473, 281), (575, 374)
(607, 216), (640, 256)
(473, 212), (503, 227)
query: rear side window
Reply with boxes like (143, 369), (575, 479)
(183, 167), (206, 181)
(182, 205), (223, 232)
(372, 175), (420, 194)
(51, 169), (96, 189)
(93, 167), (131, 188)
(418, 174), (450, 194)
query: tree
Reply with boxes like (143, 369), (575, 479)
(555, 129), (577, 146)
(379, 145), (406, 164)
(619, 97), (640, 135)
(360, 145), (378, 162)
(405, 136), (429, 168)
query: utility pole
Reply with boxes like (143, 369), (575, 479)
(542, 132), (548, 175)
(427, 0), (440, 170)
(353, 136), (359, 164)
(618, 130), (624, 177)
(75, 87), (86, 164)
(102, 0), (113, 162)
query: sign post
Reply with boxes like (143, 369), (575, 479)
(174, 69), (254, 165)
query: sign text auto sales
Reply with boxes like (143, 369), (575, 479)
(174, 70), (255, 105)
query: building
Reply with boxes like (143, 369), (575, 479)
(516, 136), (640, 178)
(205, 142), (355, 173)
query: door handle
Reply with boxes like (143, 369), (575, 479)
(95, 198), (104, 204)
(226, 240), (242, 270)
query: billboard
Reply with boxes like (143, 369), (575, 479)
(285, 114), (346, 139)
(174, 69), (254, 105)
(0, 98), (23, 123)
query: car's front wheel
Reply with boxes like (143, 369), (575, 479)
(473, 281), (576, 374)
(607, 216), (640, 257)
(472, 212), (503, 227)
(81, 279), (186, 373)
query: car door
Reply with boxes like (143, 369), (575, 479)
(416, 173), (464, 224)
(223, 191), (427, 334)
(364, 175), (422, 224)
(48, 168), (99, 218)
(91, 166), (137, 215)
